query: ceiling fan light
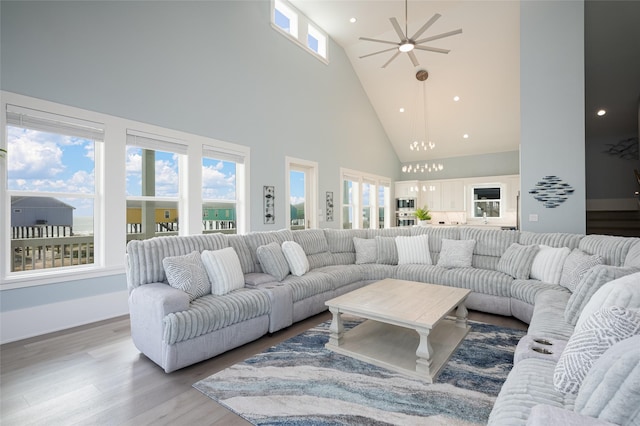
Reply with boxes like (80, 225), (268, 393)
(398, 41), (414, 53)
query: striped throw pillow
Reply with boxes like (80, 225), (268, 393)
(282, 241), (309, 276)
(201, 247), (245, 295)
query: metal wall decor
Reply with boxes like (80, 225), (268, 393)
(326, 191), (334, 222)
(603, 137), (639, 160)
(529, 176), (574, 208)
(263, 186), (275, 224)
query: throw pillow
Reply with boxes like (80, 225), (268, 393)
(530, 245), (571, 284)
(576, 271), (640, 329)
(560, 248), (604, 292)
(281, 241), (309, 277)
(395, 234), (432, 265)
(162, 251), (211, 301)
(496, 243), (539, 279)
(565, 265), (638, 325)
(256, 242), (290, 281)
(437, 239), (475, 268)
(353, 237), (377, 265)
(574, 335), (640, 425)
(624, 242), (640, 268)
(554, 306), (640, 394)
(201, 247), (245, 296)
(375, 236), (398, 265)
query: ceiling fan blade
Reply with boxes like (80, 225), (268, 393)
(359, 36), (400, 46)
(389, 17), (406, 40)
(382, 51), (401, 68)
(408, 51), (420, 67)
(359, 46), (400, 59)
(414, 45), (451, 54)
(415, 29), (463, 44)
(410, 13), (441, 40)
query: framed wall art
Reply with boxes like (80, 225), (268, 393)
(264, 185), (275, 224)
(326, 191), (334, 222)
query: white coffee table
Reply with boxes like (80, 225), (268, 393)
(325, 278), (471, 382)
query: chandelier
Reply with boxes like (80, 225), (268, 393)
(401, 70), (443, 174)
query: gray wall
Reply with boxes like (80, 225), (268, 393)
(520, 1), (586, 233)
(400, 150), (519, 180)
(0, 1), (398, 316)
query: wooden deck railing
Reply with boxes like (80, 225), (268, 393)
(11, 236), (94, 272)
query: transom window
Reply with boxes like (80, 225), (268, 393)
(271, 0), (329, 62)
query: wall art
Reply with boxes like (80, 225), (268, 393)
(603, 137), (639, 160)
(529, 175), (574, 208)
(326, 191), (334, 222)
(263, 185), (275, 224)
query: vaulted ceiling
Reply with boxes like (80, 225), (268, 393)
(291, 1), (640, 164)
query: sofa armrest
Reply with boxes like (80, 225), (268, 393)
(526, 405), (616, 426)
(129, 282), (190, 317)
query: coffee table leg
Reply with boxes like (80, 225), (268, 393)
(415, 328), (433, 377)
(456, 303), (468, 329)
(328, 308), (344, 346)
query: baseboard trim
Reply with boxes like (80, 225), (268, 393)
(0, 290), (129, 344)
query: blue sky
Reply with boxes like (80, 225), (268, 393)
(290, 170), (305, 205)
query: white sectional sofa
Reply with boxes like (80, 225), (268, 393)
(125, 226), (640, 425)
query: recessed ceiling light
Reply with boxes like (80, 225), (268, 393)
(597, 109), (606, 116)
(349, 17), (357, 23)
(453, 96), (460, 102)
(463, 133), (469, 139)
(399, 107), (405, 113)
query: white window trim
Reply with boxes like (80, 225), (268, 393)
(340, 168), (391, 230)
(1, 91), (250, 289)
(285, 156), (318, 230)
(469, 183), (504, 220)
(270, 0), (329, 64)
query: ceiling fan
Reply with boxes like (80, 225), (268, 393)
(359, 0), (462, 68)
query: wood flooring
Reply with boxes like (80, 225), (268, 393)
(0, 310), (527, 425)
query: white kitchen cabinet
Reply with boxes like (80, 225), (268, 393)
(395, 180), (418, 199)
(441, 180), (465, 211)
(505, 176), (521, 212)
(420, 181), (441, 211)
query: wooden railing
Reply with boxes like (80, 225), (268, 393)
(11, 236), (94, 272)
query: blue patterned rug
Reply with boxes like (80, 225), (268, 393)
(193, 319), (525, 425)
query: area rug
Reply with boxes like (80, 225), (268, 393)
(193, 319), (525, 425)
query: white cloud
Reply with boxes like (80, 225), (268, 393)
(290, 196), (305, 205)
(8, 131), (65, 178)
(202, 164), (235, 200)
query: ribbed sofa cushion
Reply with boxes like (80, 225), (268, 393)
(226, 234), (255, 274)
(281, 271), (334, 302)
(357, 264), (397, 281)
(367, 228), (411, 238)
(460, 227), (519, 257)
(126, 233), (229, 290)
(442, 268), (513, 297)
(293, 229), (334, 269)
(527, 290), (574, 340)
(488, 358), (577, 426)
(520, 231), (583, 250)
(395, 264), (450, 284)
(511, 279), (568, 305)
(162, 288), (270, 345)
(314, 265), (363, 289)
(324, 229), (368, 253)
(579, 235), (640, 267)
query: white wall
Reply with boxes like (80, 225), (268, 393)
(520, 1), (586, 233)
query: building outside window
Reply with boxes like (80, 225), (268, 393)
(6, 105), (102, 272)
(125, 131), (184, 241)
(202, 155), (237, 234)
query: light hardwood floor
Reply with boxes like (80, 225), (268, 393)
(1, 310), (527, 425)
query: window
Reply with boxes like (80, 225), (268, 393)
(5, 105), (102, 273)
(286, 157), (318, 230)
(271, 0), (328, 62)
(125, 131), (185, 241)
(202, 147), (243, 234)
(340, 169), (391, 229)
(473, 186), (502, 218)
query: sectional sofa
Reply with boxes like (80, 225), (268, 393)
(125, 226), (640, 425)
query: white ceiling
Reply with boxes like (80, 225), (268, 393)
(292, 0), (640, 167)
(291, 0), (521, 163)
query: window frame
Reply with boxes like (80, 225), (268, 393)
(270, 0), (329, 64)
(1, 91), (250, 289)
(470, 184), (504, 220)
(339, 168), (391, 230)
(285, 156), (318, 230)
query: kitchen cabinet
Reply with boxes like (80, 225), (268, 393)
(505, 176), (521, 212)
(420, 181), (441, 211)
(395, 180), (418, 199)
(441, 180), (465, 211)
